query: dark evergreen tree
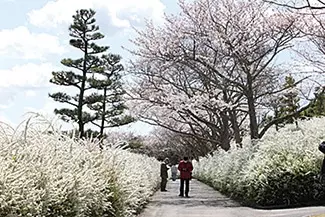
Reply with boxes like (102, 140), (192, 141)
(301, 86), (325, 117)
(86, 54), (134, 138)
(49, 9), (108, 138)
(278, 75), (300, 126)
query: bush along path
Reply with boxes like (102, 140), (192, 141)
(0, 116), (161, 217)
(138, 179), (325, 217)
(193, 118), (325, 207)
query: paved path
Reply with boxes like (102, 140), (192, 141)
(138, 179), (325, 217)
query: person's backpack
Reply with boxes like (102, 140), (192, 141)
(319, 141), (325, 154)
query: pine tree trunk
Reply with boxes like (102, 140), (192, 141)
(100, 88), (107, 137)
(78, 41), (88, 138)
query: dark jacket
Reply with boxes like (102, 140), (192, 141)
(178, 160), (193, 179)
(160, 163), (169, 178)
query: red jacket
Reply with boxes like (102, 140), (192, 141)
(178, 160), (193, 179)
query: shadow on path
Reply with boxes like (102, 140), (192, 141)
(138, 179), (325, 217)
(148, 179), (240, 208)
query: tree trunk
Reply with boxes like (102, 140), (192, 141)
(100, 88), (107, 137)
(78, 41), (88, 138)
(220, 111), (230, 151)
(229, 109), (242, 148)
(274, 108), (279, 131)
(246, 73), (259, 139)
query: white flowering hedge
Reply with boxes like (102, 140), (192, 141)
(193, 118), (325, 206)
(0, 117), (160, 216)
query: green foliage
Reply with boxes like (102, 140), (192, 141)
(86, 54), (134, 137)
(49, 9), (132, 138)
(278, 75), (300, 125)
(49, 9), (109, 138)
(53, 108), (79, 122)
(127, 136), (144, 150)
(240, 147), (323, 206)
(302, 86), (325, 118)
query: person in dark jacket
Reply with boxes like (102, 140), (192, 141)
(160, 158), (169, 191)
(178, 157), (193, 197)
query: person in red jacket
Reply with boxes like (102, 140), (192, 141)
(178, 157), (193, 197)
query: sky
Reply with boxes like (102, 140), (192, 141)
(0, 0), (181, 134)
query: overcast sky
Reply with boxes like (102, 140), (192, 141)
(0, 0), (181, 134)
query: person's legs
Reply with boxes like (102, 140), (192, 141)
(172, 173), (176, 181)
(160, 178), (163, 191)
(185, 179), (190, 197)
(179, 179), (184, 196)
(161, 178), (167, 191)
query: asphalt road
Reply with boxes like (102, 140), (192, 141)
(138, 179), (325, 217)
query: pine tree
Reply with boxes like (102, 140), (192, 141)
(86, 54), (134, 138)
(49, 9), (108, 138)
(302, 86), (325, 117)
(278, 75), (300, 126)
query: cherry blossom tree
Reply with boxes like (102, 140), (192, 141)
(264, 0), (325, 10)
(127, 0), (301, 152)
(265, 0), (325, 112)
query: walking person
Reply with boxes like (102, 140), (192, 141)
(171, 164), (178, 181)
(178, 157), (193, 197)
(160, 158), (169, 192)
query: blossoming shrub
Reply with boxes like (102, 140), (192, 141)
(0, 117), (160, 216)
(194, 118), (325, 206)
